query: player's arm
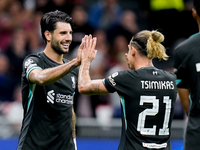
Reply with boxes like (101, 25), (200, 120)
(173, 54), (190, 116)
(78, 35), (109, 95)
(72, 107), (76, 138)
(78, 61), (109, 95)
(29, 58), (80, 86)
(72, 108), (77, 149)
(29, 43), (83, 86)
(178, 88), (190, 116)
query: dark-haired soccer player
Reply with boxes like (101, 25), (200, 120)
(17, 10), (82, 150)
(174, 0), (200, 149)
(78, 31), (177, 150)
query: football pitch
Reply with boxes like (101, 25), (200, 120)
(0, 138), (183, 150)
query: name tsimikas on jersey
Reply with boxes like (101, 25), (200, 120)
(141, 80), (174, 90)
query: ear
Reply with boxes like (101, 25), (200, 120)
(44, 31), (51, 42)
(131, 47), (137, 56)
(192, 8), (197, 20)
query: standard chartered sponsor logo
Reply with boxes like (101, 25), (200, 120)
(47, 90), (73, 104)
(47, 90), (55, 104)
(56, 93), (73, 104)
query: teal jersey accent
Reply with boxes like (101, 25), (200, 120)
(189, 94), (192, 109)
(102, 79), (105, 84)
(27, 83), (36, 112)
(189, 32), (200, 38)
(120, 96), (127, 130)
(26, 66), (42, 80)
(176, 79), (182, 85)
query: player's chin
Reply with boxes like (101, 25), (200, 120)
(57, 49), (69, 55)
(61, 45), (69, 53)
(62, 48), (69, 54)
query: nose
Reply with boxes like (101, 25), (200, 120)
(65, 33), (72, 41)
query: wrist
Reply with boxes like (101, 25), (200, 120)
(81, 58), (92, 64)
(73, 58), (81, 66)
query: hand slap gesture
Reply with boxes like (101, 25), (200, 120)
(81, 35), (97, 63)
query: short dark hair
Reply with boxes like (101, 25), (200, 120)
(40, 10), (74, 43)
(194, 0), (200, 16)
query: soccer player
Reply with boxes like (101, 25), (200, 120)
(78, 31), (177, 150)
(17, 10), (82, 150)
(173, 0), (200, 149)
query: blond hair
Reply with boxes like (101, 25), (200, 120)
(130, 30), (168, 60)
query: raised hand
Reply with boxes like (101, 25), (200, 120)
(78, 34), (109, 96)
(76, 37), (86, 65)
(81, 35), (97, 63)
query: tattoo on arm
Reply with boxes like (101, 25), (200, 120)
(89, 83), (100, 94)
(82, 64), (90, 75)
(79, 61), (103, 95)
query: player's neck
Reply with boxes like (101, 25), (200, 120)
(44, 45), (64, 64)
(197, 18), (200, 32)
(134, 59), (153, 70)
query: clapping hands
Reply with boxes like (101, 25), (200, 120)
(77, 35), (97, 64)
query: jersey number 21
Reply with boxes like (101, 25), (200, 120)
(137, 96), (171, 136)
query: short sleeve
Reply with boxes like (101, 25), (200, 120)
(175, 69), (189, 88)
(22, 54), (43, 81)
(103, 71), (124, 93)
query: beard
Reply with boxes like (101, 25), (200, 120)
(51, 37), (69, 55)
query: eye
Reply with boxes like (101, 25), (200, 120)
(60, 31), (66, 35)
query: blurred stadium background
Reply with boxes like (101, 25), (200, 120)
(0, 0), (195, 149)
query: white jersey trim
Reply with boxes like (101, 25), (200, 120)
(142, 142), (167, 149)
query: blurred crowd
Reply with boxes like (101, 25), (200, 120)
(0, 0), (195, 137)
